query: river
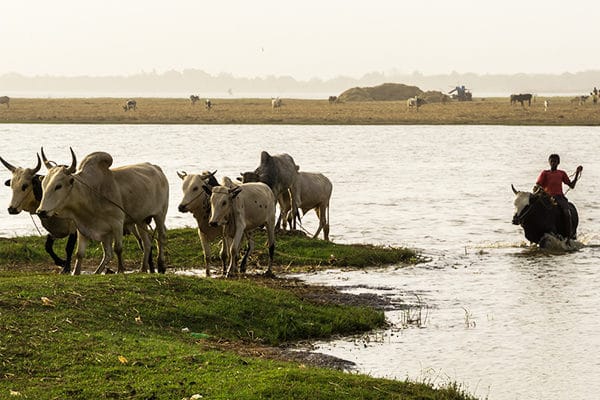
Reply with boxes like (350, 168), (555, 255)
(0, 124), (598, 399)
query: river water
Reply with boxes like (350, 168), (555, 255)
(0, 124), (598, 399)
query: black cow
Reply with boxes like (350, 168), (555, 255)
(238, 151), (300, 229)
(511, 185), (578, 247)
(0, 155), (77, 272)
(510, 93), (533, 106)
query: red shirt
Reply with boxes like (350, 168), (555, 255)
(536, 169), (571, 196)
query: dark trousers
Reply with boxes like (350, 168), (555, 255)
(554, 195), (573, 239)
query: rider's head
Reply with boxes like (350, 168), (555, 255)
(548, 154), (560, 170)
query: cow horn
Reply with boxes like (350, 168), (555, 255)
(511, 184), (518, 194)
(66, 147), (77, 174)
(0, 156), (16, 172)
(40, 147), (54, 169)
(32, 154), (41, 174)
(177, 171), (187, 180)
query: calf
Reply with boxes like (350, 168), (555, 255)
(204, 181), (276, 277)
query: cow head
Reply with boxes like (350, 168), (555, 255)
(206, 185), (242, 227)
(177, 170), (217, 213)
(238, 171), (259, 183)
(37, 148), (77, 218)
(0, 154), (43, 214)
(511, 184), (532, 225)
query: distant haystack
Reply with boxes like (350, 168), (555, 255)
(337, 83), (447, 103)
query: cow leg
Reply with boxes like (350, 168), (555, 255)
(226, 229), (245, 277)
(313, 208), (324, 240)
(265, 224), (276, 277)
(290, 190), (301, 230)
(154, 216), (168, 274)
(64, 233), (77, 273)
(72, 234), (89, 276)
(239, 234), (254, 274)
(198, 230), (212, 276)
(94, 236), (115, 274)
(220, 236), (229, 276)
(135, 224), (152, 273)
(44, 235), (67, 271)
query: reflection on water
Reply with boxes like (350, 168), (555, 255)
(0, 124), (598, 399)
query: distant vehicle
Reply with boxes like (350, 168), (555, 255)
(448, 85), (472, 101)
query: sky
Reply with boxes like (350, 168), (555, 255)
(1, 0), (599, 80)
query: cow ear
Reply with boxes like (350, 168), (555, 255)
(230, 186), (242, 199)
(4, 179), (10, 187)
(202, 184), (212, 196)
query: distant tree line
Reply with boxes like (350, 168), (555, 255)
(1, 69), (599, 96)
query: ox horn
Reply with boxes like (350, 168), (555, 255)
(177, 170), (187, 180)
(511, 184), (518, 194)
(201, 170), (217, 179)
(66, 147), (77, 174)
(40, 147), (54, 169)
(0, 156), (16, 172)
(32, 154), (41, 174)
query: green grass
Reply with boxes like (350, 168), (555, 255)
(0, 227), (421, 273)
(0, 273), (477, 399)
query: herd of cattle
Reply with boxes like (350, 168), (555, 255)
(0, 149), (332, 278)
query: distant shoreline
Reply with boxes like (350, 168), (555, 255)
(1, 96), (599, 126)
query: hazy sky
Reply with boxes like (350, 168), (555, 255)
(1, 1), (598, 80)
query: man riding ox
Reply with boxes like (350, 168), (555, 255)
(37, 148), (169, 275)
(0, 154), (77, 273)
(512, 154), (582, 247)
(204, 180), (276, 277)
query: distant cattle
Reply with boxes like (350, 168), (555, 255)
(328, 96), (338, 104)
(204, 181), (276, 277)
(37, 149), (169, 275)
(571, 95), (589, 105)
(0, 154), (77, 273)
(123, 99), (137, 111)
(279, 171), (332, 241)
(190, 95), (200, 105)
(510, 93), (533, 106)
(205, 99), (212, 110)
(0, 96), (9, 108)
(177, 170), (226, 276)
(407, 97), (425, 111)
(239, 151), (300, 230)
(271, 97), (282, 110)
(544, 100), (549, 112)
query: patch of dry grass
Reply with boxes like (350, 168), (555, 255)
(1, 96), (599, 125)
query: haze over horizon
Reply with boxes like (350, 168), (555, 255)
(2, 1), (599, 81)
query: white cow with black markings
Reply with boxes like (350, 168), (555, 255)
(204, 180), (276, 277)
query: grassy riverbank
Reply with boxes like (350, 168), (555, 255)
(0, 231), (478, 399)
(0, 96), (599, 125)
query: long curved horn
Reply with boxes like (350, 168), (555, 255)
(66, 147), (77, 174)
(40, 147), (54, 169)
(0, 156), (16, 172)
(177, 170), (187, 180)
(200, 170), (217, 179)
(32, 153), (41, 174)
(511, 184), (518, 194)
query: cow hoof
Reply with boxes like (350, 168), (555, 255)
(263, 270), (276, 278)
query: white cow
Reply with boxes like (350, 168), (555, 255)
(271, 97), (282, 110)
(123, 99), (137, 111)
(204, 181), (276, 277)
(205, 99), (212, 110)
(37, 148), (169, 275)
(0, 96), (9, 108)
(177, 170), (226, 276)
(279, 172), (332, 241)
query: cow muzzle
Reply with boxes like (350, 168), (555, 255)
(37, 210), (50, 218)
(8, 207), (20, 215)
(512, 214), (521, 225)
(178, 203), (188, 213)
